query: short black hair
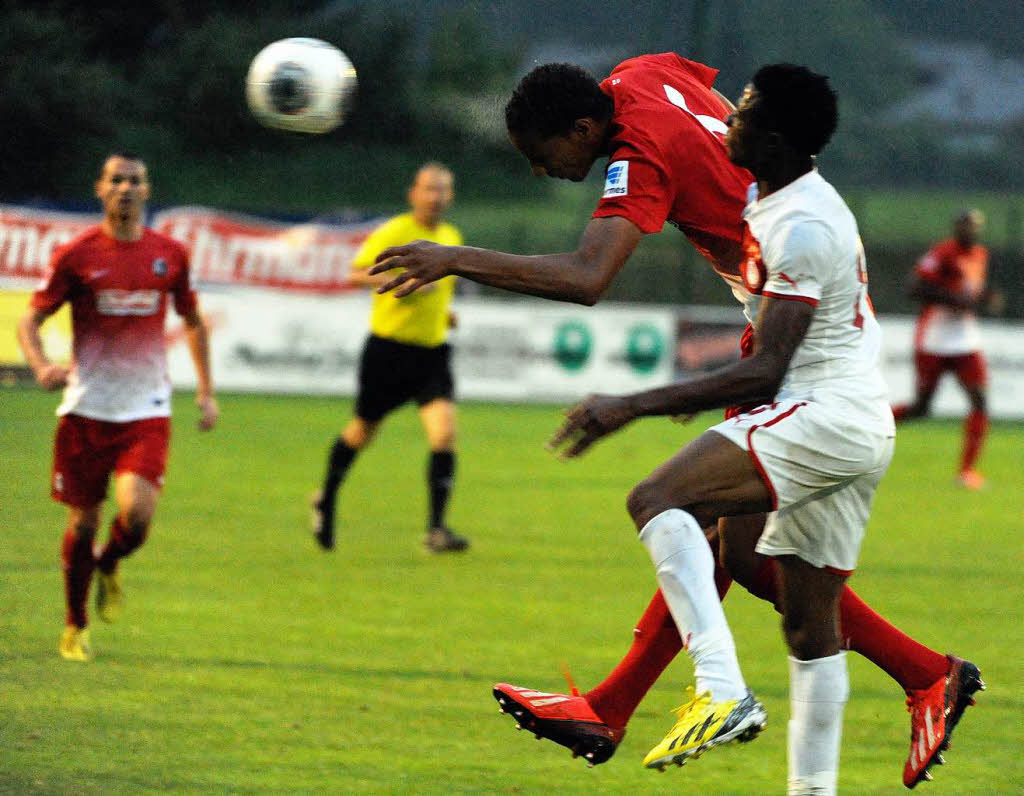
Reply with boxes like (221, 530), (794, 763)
(99, 151), (144, 177)
(750, 64), (838, 156)
(505, 63), (614, 139)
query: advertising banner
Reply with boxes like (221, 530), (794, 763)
(166, 291), (678, 402)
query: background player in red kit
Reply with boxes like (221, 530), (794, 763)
(17, 153), (218, 661)
(892, 209), (994, 489)
(369, 55), (982, 786)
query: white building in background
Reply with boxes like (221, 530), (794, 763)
(884, 40), (1024, 152)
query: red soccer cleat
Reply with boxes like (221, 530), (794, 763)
(903, 655), (985, 788)
(493, 683), (625, 766)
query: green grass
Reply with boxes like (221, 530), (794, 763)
(1, 389), (1021, 794)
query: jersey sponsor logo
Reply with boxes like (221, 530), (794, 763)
(96, 289), (161, 316)
(152, 257), (168, 277)
(603, 161), (629, 198)
(740, 225), (766, 293)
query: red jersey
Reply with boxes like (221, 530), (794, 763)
(594, 53), (753, 282)
(913, 238), (987, 354)
(31, 226), (197, 422)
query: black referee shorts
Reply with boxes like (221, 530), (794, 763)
(355, 334), (455, 422)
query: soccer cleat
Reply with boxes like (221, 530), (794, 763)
(902, 655), (985, 788)
(955, 470), (986, 490)
(310, 491), (334, 551)
(493, 683), (625, 765)
(424, 526), (469, 553)
(642, 687), (766, 770)
(95, 569), (123, 623)
(58, 625), (92, 662)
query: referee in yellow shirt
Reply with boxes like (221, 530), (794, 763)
(312, 163), (468, 553)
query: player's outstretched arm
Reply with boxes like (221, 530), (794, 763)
(16, 308), (68, 391)
(369, 216), (644, 305)
(181, 308), (218, 431)
(549, 297), (814, 459)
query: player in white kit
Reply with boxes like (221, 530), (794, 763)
(541, 65), (893, 793)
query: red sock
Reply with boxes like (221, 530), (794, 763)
(96, 516), (148, 575)
(891, 404), (908, 423)
(959, 409), (988, 473)
(585, 535), (732, 728)
(62, 529), (95, 628)
(742, 557), (948, 692)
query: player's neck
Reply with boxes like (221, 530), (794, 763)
(102, 215), (144, 242)
(755, 158), (814, 199)
(412, 212), (442, 230)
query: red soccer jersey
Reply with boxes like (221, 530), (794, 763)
(913, 238), (988, 354)
(594, 53), (753, 280)
(32, 226), (197, 421)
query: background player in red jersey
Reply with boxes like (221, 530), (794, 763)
(16, 153), (218, 661)
(892, 209), (995, 489)
(370, 56), (981, 787)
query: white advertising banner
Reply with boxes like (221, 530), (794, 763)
(166, 291), (677, 402)
(878, 316), (1024, 419)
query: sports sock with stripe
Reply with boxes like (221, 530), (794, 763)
(639, 509), (747, 702)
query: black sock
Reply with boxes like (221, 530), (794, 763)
(428, 450), (455, 529)
(320, 437), (358, 515)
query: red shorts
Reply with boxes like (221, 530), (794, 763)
(915, 350), (987, 394)
(52, 414), (170, 508)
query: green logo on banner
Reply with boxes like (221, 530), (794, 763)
(626, 323), (664, 373)
(553, 320), (593, 371)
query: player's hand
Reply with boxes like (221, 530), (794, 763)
(196, 394), (219, 431)
(35, 363), (69, 391)
(447, 310), (458, 329)
(670, 412), (699, 424)
(369, 241), (456, 297)
(547, 394), (637, 459)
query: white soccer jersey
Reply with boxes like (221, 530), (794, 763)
(735, 171), (893, 433)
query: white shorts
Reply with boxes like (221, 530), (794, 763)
(710, 398), (894, 573)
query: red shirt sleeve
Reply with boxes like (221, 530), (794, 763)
(31, 242), (77, 315)
(592, 153), (672, 234)
(170, 243), (198, 316)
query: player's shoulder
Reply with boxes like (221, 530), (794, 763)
(142, 227), (189, 257)
(605, 53), (718, 90)
(51, 225), (104, 267)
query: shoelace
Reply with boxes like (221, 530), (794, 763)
(670, 686), (711, 726)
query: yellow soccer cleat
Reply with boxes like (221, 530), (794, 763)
(643, 687), (767, 770)
(96, 570), (123, 623)
(58, 625), (92, 662)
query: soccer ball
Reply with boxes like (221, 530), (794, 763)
(245, 38), (357, 134)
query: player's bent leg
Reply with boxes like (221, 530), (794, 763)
(775, 555), (848, 796)
(60, 506), (99, 660)
(629, 431), (771, 770)
(94, 473), (158, 623)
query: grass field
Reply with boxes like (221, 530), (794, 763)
(1, 389), (1021, 794)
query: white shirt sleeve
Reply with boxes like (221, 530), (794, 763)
(762, 221), (834, 305)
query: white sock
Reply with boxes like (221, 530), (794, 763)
(787, 652), (849, 796)
(638, 508), (747, 701)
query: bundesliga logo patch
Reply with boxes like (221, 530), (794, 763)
(603, 161), (629, 198)
(152, 257), (168, 277)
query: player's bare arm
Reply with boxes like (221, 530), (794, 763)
(16, 308), (69, 391)
(369, 216), (644, 305)
(181, 308), (218, 431)
(549, 297), (814, 458)
(906, 273), (979, 310)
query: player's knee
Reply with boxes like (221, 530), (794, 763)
(67, 520), (98, 539)
(782, 614), (837, 660)
(626, 478), (678, 531)
(343, 421), (375, 449)
(429, 427), (457, 451)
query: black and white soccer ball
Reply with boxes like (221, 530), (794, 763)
(245, 38), (357, 134)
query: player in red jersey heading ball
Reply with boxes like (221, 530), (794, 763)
(17, 153), (219, 662)
(370, 55), (983, 789)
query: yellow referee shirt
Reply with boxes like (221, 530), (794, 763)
(350, 213), (462, 348)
